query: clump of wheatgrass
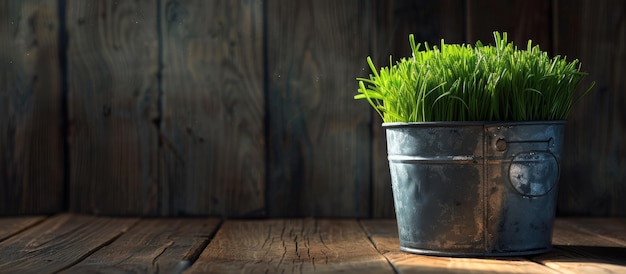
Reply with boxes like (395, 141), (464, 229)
(355, 32), (594, 122)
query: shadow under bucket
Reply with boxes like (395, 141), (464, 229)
(384, 121), (565, 257)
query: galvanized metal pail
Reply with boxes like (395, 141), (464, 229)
(385, 121), (565, 257)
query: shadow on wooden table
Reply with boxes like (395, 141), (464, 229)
(526, 245), (626, 273)
(541, 245), (626, 264)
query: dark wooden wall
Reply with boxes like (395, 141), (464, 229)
(1, 0), (624, 217)
(1, 0), (64, 215)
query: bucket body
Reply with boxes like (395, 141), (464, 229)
(385, 121), (564, 256)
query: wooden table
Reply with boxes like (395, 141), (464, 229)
(1, 214), (625, 273)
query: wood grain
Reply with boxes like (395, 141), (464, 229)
(0, 0), (64, 214)
(551, 219), (626, 264)
(187, 219), (394, 273)
(0, 214), (138, 273)
(358, 219), (399, 254)
(369, 0), (466, 218)
(551, 219), (626, 247)
(0, 217), (624, 273)
(60, 218), (221, 273)
(66, 0), (160, 215)
(1, 1), (623, 218)
(0, 216), (45, 242)
(466, 0), (552, 50)
(555, 0), (626, 217)
(360, 220), (558, 274)
(266, 0), (372, 217)
(536, 253), (626, 274)
(159, 0), (265, 216)
(556, 218), (626, 244)
(531, 218), (626, 274)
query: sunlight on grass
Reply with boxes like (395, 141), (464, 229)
(355, 32), (595, 123)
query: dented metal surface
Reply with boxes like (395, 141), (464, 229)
(384, 121), (565, 256)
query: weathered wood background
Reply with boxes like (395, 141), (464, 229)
(1, 0), (624, 217)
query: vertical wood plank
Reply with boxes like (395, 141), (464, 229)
(266, 0), (372, 217)
(61, 218), (221, 273)
(66, 0), (160, 215)
(0, 214), (138, 273)
(187, 219), (394, 273)
(369, 0), (466, 218)
(555, 0), (626, 217)
(0, 0), (63, 214)
(160, 0), (265, 216)
(466, 0), (552, 50)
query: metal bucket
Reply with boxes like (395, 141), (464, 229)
(385, 121), (565, 257)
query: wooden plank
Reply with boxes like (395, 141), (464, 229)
(551, 219), (626, 247)
(160, 0), (265, 216)
(360, 220), (557, 273)
(535, 253), (626, 274)
(0, 214), (138, 272)
(66, 0), (160, 215)
(0, 0), (64, 214)
(530, 218), (626, 274)
(556, 218), (626, 244)
(369, 0), (466, 218)
(371, 0), (465, 56)
(187, 219), (394, 273)
(266, 0), (372, 217)
(381, 252), (561, 274)
(466, 0), (552, 50)
(0, 216), (46, 242)
(555, 0), (626, 217)
(358, 219), (399, 254)
(60, 218), (221, 273)
(551, 219), (626, 263)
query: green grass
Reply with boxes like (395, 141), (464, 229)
(355, 32), (595, 122)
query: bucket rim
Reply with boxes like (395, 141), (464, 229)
(382, 120), (567, 128)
